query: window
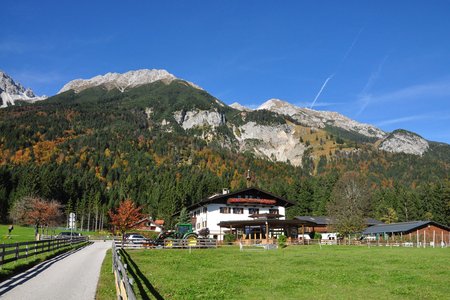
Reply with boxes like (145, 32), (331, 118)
(269, 209), (279, 214)
(202, 221), (207, 227)
(197, 223), (200, 229)
(220, 207), (231, 214)
(233, 208), (244, 214)
(249, 208), (259, 214)
(203, 207), (207, 213)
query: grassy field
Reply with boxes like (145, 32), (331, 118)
(96, 249), (117, 300)
(109, 245), (450, 300)
(0, 224), (112, 244)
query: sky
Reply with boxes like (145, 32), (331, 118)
(1, 1), (450, 143)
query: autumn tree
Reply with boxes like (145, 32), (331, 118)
(108, 199), (144, 240)
(327, 172), (371, 236)
(9, 196), (63, 238)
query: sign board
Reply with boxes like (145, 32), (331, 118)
(69, 212), (76, 229)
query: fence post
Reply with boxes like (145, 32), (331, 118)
(1, 243), (4, 268)
(15, 243), (19, 263)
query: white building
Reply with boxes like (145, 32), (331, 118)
(187, 187), (295, 240)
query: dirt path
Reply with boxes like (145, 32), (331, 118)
(0, 241), (111, 300)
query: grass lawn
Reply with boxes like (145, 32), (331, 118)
(96, 249), (117, 300)
(0, 224), (36, 243)
(113, 245), (450, 300)
(0, 224), (112, 244)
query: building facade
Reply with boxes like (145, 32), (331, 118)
(187, 187), (295, 240)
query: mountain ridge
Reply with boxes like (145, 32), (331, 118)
(0, 71), (46, 108)
(58, 69), (203, 94)
(1, 68), (446, 159)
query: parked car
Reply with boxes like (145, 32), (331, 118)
(126, 234), (147, 244)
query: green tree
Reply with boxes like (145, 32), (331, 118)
(327, 172), (371, 235)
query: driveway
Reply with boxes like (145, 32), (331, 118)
(0, 241), (111, 300)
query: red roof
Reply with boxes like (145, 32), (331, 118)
(227, 198), (276, 205)
(154, 219), (164, 225)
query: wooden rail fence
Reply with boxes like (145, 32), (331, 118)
(112, 241), (137, 300)
(113, 238), (217, 249)
(0, 237), (88, 266)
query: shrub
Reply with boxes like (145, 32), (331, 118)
(278, 234), (287, 248)
(223, 233), (236, 244)
(313, 233), (322, 240)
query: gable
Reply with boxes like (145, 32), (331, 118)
(188, 187), (295, 211)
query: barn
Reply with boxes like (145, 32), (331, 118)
(362, 221), (450, 245)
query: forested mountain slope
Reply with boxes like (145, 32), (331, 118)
(0, 78), (448, 226)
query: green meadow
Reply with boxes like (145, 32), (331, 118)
(105, 245), (450, 300)
(0, 224), (110, 244)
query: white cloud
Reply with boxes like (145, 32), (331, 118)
(367, 79), (450, 104)
(376, 113), (450, 127)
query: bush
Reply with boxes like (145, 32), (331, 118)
(223, 233), (236, 244)
(313, 233), (322, 240)
(278, 234), (287, 248)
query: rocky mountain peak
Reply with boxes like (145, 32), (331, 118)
(257, 98), (386, 139)
(58, 69), (202, 94)
(230, 102), (253, 112)
(379, 129), (429, 156)
(258, 98), (299, 115)
(0, 70), (46, 108)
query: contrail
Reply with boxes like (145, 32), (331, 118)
(309, 27), (364, 109)
(339, 27), (364, 67)
(356, 55), (389, 116)
(310, 74), (334, 109)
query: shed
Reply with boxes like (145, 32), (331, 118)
(362, 221), (450, 244)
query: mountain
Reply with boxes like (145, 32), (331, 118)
(0, 71), (46, 108)
(0, 69), (448, 226)
(379, 129), (429, 156)
(230, 102), (252, 112)
(58, 69), (202, 94)
(257, 99), (386, 140)
(28, 70), (447, 167)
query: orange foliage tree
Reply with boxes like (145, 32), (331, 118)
(10, 196), (63, 238)
(108, 199), (144, 239)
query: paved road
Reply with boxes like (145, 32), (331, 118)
(0, 241), (111, 300)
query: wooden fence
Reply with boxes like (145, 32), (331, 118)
(113, 238), (217, 250)
(112, 241), (137, 300)
(0, 237), (88, 266)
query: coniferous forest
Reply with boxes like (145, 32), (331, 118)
(0, 81), (448, 228)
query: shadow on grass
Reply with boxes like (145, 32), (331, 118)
(0, 242), (91, 295)
(120, 250), (164, 300)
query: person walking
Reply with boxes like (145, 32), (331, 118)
(8, 224), (14, 239)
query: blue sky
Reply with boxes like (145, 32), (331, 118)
(1, 1), (450, 143)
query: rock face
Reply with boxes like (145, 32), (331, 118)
(173, 110), (226, 130)
(0, 71), (46, 108)
(173, 108), (306, 166)
(379, 130), (429, 156)
(58, 69), (202, 93)
(230, 102), (253, 112)
(235, 121), (306, 166)
(258, 99), (386, 139)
